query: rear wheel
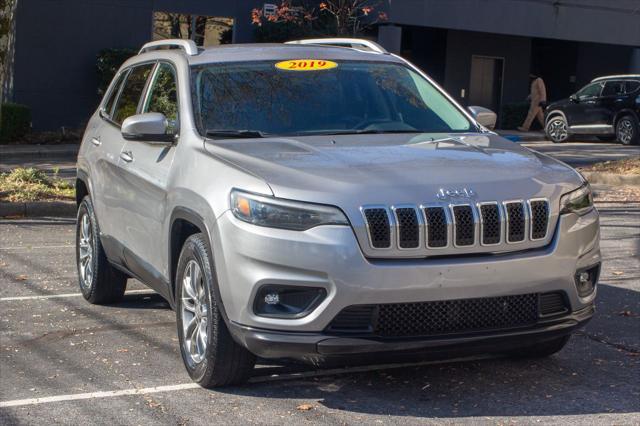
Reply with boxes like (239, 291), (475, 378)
(545, 116), (569, 143)
(616, 115), (639, 145)
(176, 233), (256, 387)
(76, 196), (127, 304)
(508, 335), (570, 359)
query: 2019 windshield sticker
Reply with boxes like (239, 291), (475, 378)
(275, 59), (338, 71)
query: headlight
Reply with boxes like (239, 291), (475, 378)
(560, 183), (594, 216)
(230, 189), (349, 231)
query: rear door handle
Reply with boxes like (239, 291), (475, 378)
(120, 151), (133, 163)
(91, 137), (101, 146)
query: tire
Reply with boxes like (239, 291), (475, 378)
(596, 135), (616, 142)
(508, 335), (570, 359)
(616, 115), (639, 145)
(175, 233), (256, 387)
(545, 116), (569, 143)
(76, 196), (127, 304)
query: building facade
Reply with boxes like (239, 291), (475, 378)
(7, 0), (640, 131)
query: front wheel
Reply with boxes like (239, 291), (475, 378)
(616, 116), (639, 145)
(176, 233), (256, 388)
(545, 116), (569, 143)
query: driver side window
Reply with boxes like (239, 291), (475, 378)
(577, 83), (603, 100)
(143, 63), (179, 133)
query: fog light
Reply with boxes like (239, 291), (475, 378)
(575, 264), (600, 297)
(254, 285), (326, 318)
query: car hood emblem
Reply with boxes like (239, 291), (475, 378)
(437, 188), (476, 200)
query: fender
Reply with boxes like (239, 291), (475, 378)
(545, 110), (568, 126)
(168, 207), (232, 327)
(614, 108), (639, 126)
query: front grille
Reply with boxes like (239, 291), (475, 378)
(363, 208), (391, 248)
(424, 207), (448, 248)
(395, 208), (420, 248)
(362, 199), (549, 253)
(480, 203), (501, 244)
(452, 205), (475, 246)
(327, 292), (569, 338)
(505, 202), (526, 242)
(530, 200), (549, 240)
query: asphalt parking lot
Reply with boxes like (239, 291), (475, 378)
(1, 197), (639, 424)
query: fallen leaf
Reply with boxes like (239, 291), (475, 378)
(16, 274), (28, 281)
(612, 271), (624, 276)
(296, 403), (314, 411)
(117, 348), (129, 353)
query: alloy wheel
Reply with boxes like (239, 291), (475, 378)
(78, 213), (94, 289)
(547, 118), (568, 142)
(617, 118), (634, 144)
(181, 260), (209, 365)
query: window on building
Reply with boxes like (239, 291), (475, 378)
(152, 12), (233, 47)
(112, 64), (154, 125)
(143, 63), (179, 132)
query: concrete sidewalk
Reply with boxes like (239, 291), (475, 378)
(496, 129), (548, 142)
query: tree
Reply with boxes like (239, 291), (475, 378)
(318, 0), (388, 36)
(0, 0), (18, 104)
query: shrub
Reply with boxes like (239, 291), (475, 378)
(96, 48), (137, 95)
(0, 167), (75, 202)
(499, 102), (530, 130)
(0, 103), (31, 143)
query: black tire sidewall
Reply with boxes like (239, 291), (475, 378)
(76, 197), (100, 301)
(617, 116), (639, 145)
(546, 117), (568, 143)
(175, 235), (216, 383)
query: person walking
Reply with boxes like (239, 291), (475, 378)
(518, 73), (547, 132)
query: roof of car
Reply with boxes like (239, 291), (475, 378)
(187, 43), (400, 65)
(591, 74), (640, 82)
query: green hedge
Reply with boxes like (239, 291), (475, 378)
(96, 48), (137, 95)
(499, 102), (530, 130)
(0, 103), (31, 143)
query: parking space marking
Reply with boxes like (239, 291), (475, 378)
(0, 356), (491, 408)
(0, 245), (74, 250)
(0, 383), (200, 408)
(0, 289), (154, 302)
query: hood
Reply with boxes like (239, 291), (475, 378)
(204, 133), (582, 209)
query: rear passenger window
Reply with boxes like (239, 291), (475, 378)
(602, 81), (625, 97)
(626, 81), (640, 94)
(112, 64), (154, 125)
(102, 72), (127, 117)
(143, 63), (178, 131)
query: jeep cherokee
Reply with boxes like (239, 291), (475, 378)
(76, 38), (600, 387)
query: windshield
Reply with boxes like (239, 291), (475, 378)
(191, 60), (473, 137)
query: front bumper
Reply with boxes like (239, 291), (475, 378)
(211, 207), (600, 335)
(229, 304), (594, 359)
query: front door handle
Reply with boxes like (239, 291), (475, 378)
(91, 137), (101, 146)
(120, 150), (133, 163)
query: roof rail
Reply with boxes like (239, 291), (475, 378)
(591, 74), (640, 82)
(139, 39), (198, 56)
(285, 38), (387, 54)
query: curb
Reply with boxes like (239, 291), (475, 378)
(580, 172), (640, 186)
(0, 144), (79, 159)
(0, 201), (76, 218)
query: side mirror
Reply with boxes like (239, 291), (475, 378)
(570, 94), (579, 103)
(121, 113), (175, 144)
(468, 106), (497, 130)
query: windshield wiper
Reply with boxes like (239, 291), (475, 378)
(205, 129), (267, 139)
(303, 129), (423, 136)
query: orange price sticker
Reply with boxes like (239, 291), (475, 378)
(275, 59), (338, 71)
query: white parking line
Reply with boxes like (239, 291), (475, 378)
(0, 383), (200, 408)
(0, 356), (492, 408)
(0, 245), (74, 250)
(0, 289), (154, 302)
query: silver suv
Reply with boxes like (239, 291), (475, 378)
(76, 39), (600, 387)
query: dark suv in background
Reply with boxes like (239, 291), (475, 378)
(545, 75), (640, 145)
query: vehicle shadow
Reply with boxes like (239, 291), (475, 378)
(219, 283), (639, 419)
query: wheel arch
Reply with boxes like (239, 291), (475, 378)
(613, 109), (639, 127)
(75, 169), (92, 207)
(545, 110), (567, 126)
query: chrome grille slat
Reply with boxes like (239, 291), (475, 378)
(361, 198), (549, 254)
